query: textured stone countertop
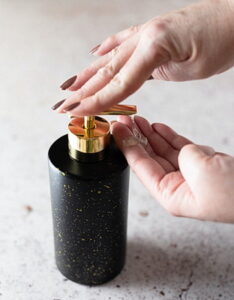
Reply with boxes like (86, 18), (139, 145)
(1, 1), (234, 299)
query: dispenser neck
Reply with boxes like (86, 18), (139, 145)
(84, 116), (95, 130)
(68, 116), (110, 161)
(84, 116), (95, 139)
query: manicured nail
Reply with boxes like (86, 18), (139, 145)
(51, 99), (66, 110)
(89, 44), (101, 54)
(148, 75), (154, 80)
(60, 75), (77, 90)
(63, 102), (80, 112)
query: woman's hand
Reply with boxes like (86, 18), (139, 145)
(53, 0), (234, 116)
(112, 115), (234, 223)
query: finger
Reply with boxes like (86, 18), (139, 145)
(113, 120), (198, 219)
(58, 37), (138, 113)
(116, 115), (175, 172)
(67, 33), (169, 116)
(95, 25), (141, 56)
(67, 42), (134, 92)
(134, 116), (179, 169)
(152, 123), (192, 150)
(69, 30), (141, 92)
(117, 115), (151, 148)
(67, 54), (112, 92)
(197, 145), (216, 156)
(116, 115), (134, 130)
(178, 144), (215, 191)
(131, 116), (175, 171)
(112, 121), (166, 197)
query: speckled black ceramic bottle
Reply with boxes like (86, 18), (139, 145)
(48, 107), (136, 286)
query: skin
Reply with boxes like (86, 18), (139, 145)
(112, 116), (234, 223)
(55, 0), (234, 222)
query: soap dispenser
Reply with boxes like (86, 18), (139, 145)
(48, 104), (136, 285)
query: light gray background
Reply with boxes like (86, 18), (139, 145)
(1, 1), (234, 299)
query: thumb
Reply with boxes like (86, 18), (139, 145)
(178, 144), (215, 189)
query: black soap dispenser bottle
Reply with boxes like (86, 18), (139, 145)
(48, 104), (136, 285)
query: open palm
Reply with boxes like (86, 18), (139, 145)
(112, 115), (234, 223)
(112, 115), (195, 217)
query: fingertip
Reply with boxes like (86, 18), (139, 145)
(134, 115), (150, 127)
(112, 121), (139, 148)
(111, 120), (131, 137)
(117, 115), (129, 122)
(67, 77), (85, 91)
(91, 51), (103, 57)
(60, 75), (77, 90)
(67, 85), (78, 91)
(134, 115), (145, 121)
(152, 122), (172, 133)
(91, 44), (108, 56)
(56, 103), (68, 114)
(117, 115), (133, 128)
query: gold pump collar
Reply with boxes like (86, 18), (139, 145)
(68, 104), (137, 159)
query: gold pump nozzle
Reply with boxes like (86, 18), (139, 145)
(68, 104), (137, 160)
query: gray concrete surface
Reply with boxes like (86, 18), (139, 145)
(1, 0), (234, 299)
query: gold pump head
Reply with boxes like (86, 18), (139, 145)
(68, 104), (137, 160)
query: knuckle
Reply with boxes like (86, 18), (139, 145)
(129, 24), (140, 34)
(97, 63), (115, 79)
(108, 46), (119, 58)
(109, 73), (129, 91)
(78, 86), (88, 98)
(106, 35), (117, 45)
(92, 93), (102, 111)
(141, 18), (171, 56)
(82, 66), (93, 77)
(143, 18), (169, 40)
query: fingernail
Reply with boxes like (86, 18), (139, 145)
(89, 44), (101, 54)
(60, 75), (77, 90)
(147, 75), (154, 80)
(63, 102), (80, 112)
(51, 99), (66, 110)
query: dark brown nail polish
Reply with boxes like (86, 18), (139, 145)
(148, 75), (154, 80)
(63, 102), (80, 112)
(89, 44), (101, 54)
(51, 99), (66, 110)
(60, 75), (77, 90)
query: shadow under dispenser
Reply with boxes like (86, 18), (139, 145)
(48, 104), (136, 285)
